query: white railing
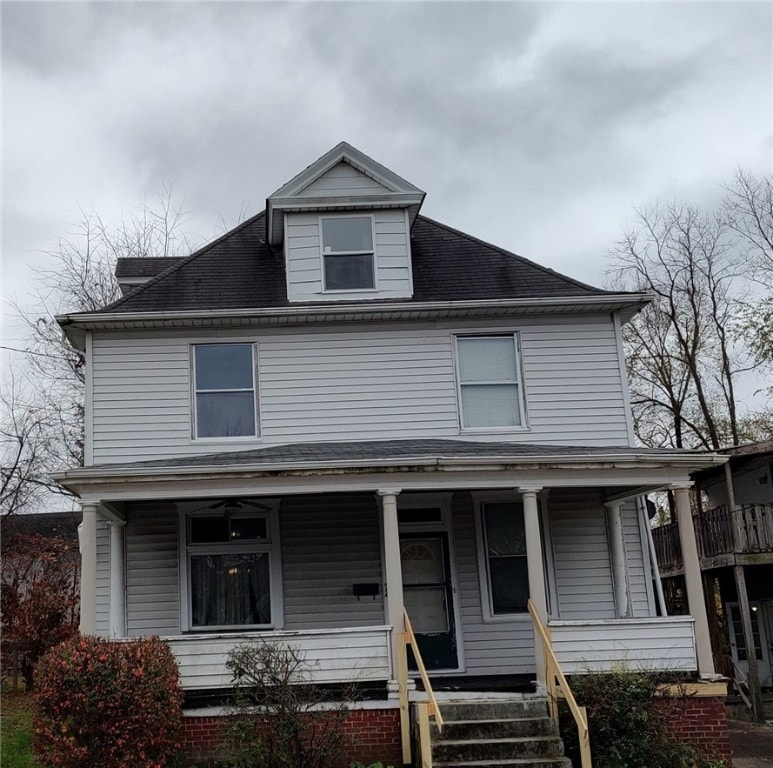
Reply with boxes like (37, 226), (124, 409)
(166, 625), (391, 690)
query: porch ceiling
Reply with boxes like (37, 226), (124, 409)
(52, 438), (726, 504)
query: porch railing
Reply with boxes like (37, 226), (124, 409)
(528, 599), (592, 768)
(398, 609), (444, 768)
(652, 502), (773, 569)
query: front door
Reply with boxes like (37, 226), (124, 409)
(400, 533), (458, 671)
(727, 602), (773, 687)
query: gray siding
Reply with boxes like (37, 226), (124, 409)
(285, 210), (412, 303)
(125, 503), (180, 636)
(550, 488), (616, 621)
(623, 501), (653, 616)
(95, 521), (111, 636)
(90, 315), (631, 465)
(451, 492), (536, 675)
(300, 161), (390, 197)
(281, 494), (385, 630)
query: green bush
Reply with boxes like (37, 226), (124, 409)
(562, 671), (726, 768)
(34, 635), (183, 768)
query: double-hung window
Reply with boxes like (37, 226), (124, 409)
(321, 215), (375, 291)
(186, 513), (274, 629)
(456, 335), (523, 429)
(480, 501), (529, 615)
(193, 343), (257, 439)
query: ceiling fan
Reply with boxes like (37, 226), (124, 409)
(191, 498), (273, 515)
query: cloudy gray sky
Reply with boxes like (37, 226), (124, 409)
(2, 1), (772, 351)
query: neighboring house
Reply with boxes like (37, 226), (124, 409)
(653, 439), (773, 721)
(53, 143), (728, 762)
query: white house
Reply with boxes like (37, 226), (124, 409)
(54, 142), (727, 764)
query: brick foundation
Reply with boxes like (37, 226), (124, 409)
(655, 692), (732, 765)
(180, 707), (401, 767)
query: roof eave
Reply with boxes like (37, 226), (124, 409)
(56, 293), (653, 349)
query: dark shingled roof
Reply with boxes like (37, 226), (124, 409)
(96, 212), (613, 315)
(95, 438), (702, 471)
(115, 257), (186, 278)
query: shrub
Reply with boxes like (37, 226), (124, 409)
(0, 533), (79, 688)
(34, 635), (183, 768)
(222, 640), (352, 768)
(562, 670), (726, 768)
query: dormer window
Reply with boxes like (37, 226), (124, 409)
(321, 215), (375, 291)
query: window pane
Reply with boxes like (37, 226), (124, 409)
(197, 392), (255, 437)
(190, 516), (229, 543)
(230, 517), (268, 541)
(489, 557), (529, 613)
(484, 503), (526, 556)
(195, 344), (254, 391)
(322, 217), (373, 253)
(458, 337), (517, 383)
(400, 539), (445, 585)
(324, 254), (375, 290)
(397, 508), (443, 525)
(404, 587), (449, 633)
(461, 384), (520, 427)
(191, 553), (271, 626)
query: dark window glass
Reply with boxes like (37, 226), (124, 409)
(195, 344), (254, 391)
(190, 553), (271, 627)
(483, 502), (528, 614)
(196, 392), (255, 438)
(190, 516), (229, 543)
(398, 508), (443, 525)
(324, 254), (375, 290)
(321, 217), (373, 253)
(230, 517), (268, 541)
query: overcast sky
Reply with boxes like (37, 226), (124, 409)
(2, 1), (772, 351)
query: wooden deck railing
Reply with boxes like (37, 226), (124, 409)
(397, 609), (444, 768)
(652, 503), (773, 569)
(528, 599), (592, 768)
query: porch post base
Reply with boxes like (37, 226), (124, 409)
(387, 678), (416, 699)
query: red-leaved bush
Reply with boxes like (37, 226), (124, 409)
(34, 635), (183, 768)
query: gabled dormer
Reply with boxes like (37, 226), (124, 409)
(267, 142), (425, 303)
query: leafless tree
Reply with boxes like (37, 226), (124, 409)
(610, 201), (760, 450)
(2, 188), (197, 513)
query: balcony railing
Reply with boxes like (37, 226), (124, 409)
(652, 503), (773, 570)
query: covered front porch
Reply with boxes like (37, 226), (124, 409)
(56, 440), (725, 697)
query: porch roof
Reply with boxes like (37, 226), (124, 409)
(53, 440), (727, 502)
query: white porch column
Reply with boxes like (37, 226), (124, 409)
(378, 489), (404, 678)
(605, 501), (630, 617)
(520, 486), (547, 685)
(78, 503), (99, 634)
(673, 484), (715, 675)
(109, 520), (126, 638)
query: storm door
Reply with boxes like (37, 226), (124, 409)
(400, 533), (458, 671)
(726, 602), (773, 687)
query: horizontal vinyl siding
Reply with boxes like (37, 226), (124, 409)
(281, 494), (384, 630)
(550, 488), (616, 620)
(90, 314), (632, 464)
(285, 209), (412, 302)
(300, 162), (390, 197)
(451, 492), (536, 676)
(550, 617), (697, 673)
(95, 521), (111, 636)
(125, 503), (180, 636)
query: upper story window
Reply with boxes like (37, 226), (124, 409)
(192, 343), (257, 439)
(321, 215), (375, 291)
(456, 335), (524, 429)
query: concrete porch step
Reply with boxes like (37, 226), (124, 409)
(432, 716), (557, 740)
(433, 759), (571, 768)
(433, 736), (563, 762)
(436, 699), (551, 720)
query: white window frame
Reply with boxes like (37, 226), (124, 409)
(453, 333), (527, 432)
(178, 501), (283, 632)
(191, 342), (259, 441)
(319, 213), (378, 293)
(473, 492), (531, 623)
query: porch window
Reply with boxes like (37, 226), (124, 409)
(321, 215), (375, 291)
(480, 501), (529, 615)
(192, 343), (257, 439)
(455, 335), (523, 429)
(186, 513), (274, 629)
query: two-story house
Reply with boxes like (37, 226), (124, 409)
(53, 142), (728, 765)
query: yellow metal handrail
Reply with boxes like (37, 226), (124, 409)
(528, 599), (592, 768)
(397, 609), (444, 767)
